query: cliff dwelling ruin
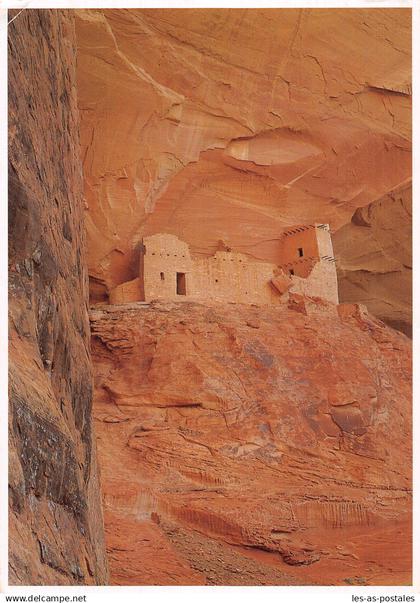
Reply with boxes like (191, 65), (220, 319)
(8, 6), (412, 590)
(108, 224), (339, 306)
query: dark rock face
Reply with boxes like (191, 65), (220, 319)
(8, 9), (108, 584)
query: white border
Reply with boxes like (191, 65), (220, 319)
(412, 0), (418, 595)
(0, 0), (415, 7)
(0, 4), (8, 597)
(1, 1), (416, 601)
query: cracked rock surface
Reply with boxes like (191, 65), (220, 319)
(8, 10), (108, 585)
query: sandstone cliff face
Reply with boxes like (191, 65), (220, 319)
(334, 181), (412, 337)
(75, 8), (411, 333)
(90, 299), (411, 585)
(8, 10), (108, 584)
(8, 7), (411, 587)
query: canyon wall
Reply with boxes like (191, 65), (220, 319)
(75, 8), (411, 333)
(78, 9), (409, 581)
(91, 299), (412, 585)
(7, 6), (411, 587)
(8, 10), (108, 584)
(334, 182), (412, 336)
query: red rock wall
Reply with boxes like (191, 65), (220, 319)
(334, 182), (412, 336)
(75, 8), (411, 332)
(90, 299), (412, 585)
(8, 9), (108, 584)
(7, 7), (412, 587)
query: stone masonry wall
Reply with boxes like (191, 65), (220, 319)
(108, 230), (339, 306)
(142, 234), (279, 305)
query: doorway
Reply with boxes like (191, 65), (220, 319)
(176, 272), (186, 295)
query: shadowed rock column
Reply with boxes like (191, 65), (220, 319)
(8, 9), (108, 584)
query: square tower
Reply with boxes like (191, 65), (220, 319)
(140, 234), (193, 302)
(278, 224), (338, 304)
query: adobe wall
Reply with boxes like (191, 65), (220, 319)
(315, 224), (336, 259)
(109, 277), (142, 305)
(277, 224), (338, 304)
(303, 224), (339, 304)
(192, 252), (279, 305)
(140, 234), (280, 305)
(289, 260), (339, 304)
(278, 225), (320, 277)
(141, 234), (192, 301)
(108, 227), (339, 306)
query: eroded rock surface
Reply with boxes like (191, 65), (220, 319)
(90, 299), (411, 585)
(75, 8), (411, 332)
(334, 182), (412, 336)
(8, 9), (108, 584)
